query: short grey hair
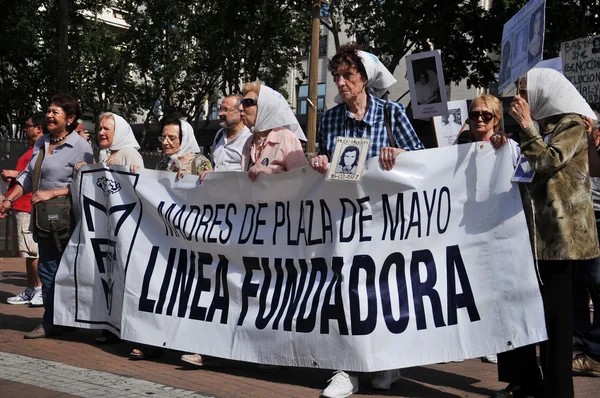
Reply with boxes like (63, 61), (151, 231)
(98, 112), (115, 123)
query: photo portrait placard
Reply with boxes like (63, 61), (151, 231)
(498, 0), (546, 93)
(406, 50), (448, 119)
(326, 137), (370, 182)
(432, 100), (469, 147)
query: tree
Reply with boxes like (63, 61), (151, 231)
(335, 1), (497, 89)
(326, 0), (600, 91)
(119, 0), (311, 123)
(0, 0), (143, 135)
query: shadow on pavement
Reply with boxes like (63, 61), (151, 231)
(402, 366), (496, 397)
(0, 310), (42, 333)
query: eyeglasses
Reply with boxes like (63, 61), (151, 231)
(218, 106), (237, 113)
(468, 111), (495, 122)
(158, 135), (179, 143)
(241, 98), (258, 108)
(22, 123), (35, 129)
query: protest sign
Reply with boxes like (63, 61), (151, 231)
(54, 144), (546, 372)
(327, 137), (369, 181)
(499, 0), (546, 93)
(562, 34), (600, 103)
(406, 50), (448, 119)
(433, 100), (468, 147)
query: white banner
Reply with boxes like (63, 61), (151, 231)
(54, 143), (546, 372)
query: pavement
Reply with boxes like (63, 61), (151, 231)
(0, 257), (598, 398)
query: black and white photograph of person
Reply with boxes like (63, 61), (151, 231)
(442, 109), (463, 138)
(512, 27), (528, 65)
(412, 57), (441, 105)
(592, 37), (600, 54)
(335, 145), (360, 175)
(527, 6), (544, 64)
(499, 39), (512, 85)
(432, 99), (468, 147)
(327, 137), (370, 181)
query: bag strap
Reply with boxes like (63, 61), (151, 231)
(383, 101), (397, 148)
(32, 144), (45, 193)
(214, 128), (224, 146)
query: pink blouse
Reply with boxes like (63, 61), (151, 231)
(241, 127), (308, 173)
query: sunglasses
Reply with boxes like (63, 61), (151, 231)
(241, 98), (258, 108)
(469, 111), (495, 122)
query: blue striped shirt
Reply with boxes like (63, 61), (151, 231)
(317, 94), (423, 159)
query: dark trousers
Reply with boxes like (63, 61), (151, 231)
(37, 242), (64, 325)
(497, 260), (574, 398)
(573, 216), (600, 361)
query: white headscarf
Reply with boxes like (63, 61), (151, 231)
(527, 68), (597, 121)
(167, 119), (201, 169)
(254, 84), (307, 141)
(98, 113), (140, 164)
(334, 50), (397, 104)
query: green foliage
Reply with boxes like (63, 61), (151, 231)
(338, 0), (497, 88)
(118, 0), (311, 120)
(0, 0), (310, 133)
(330, 0), (600, 89)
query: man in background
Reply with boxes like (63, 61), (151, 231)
(2, 113), (45, 306)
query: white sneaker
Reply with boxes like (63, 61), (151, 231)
(29, 287), (43, 307)
(7, 288), (34, 305)
(322, 370), (359, 398)
(482, 354), (498, 364)
(371, 369), (401, 390)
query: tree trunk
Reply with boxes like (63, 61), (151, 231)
(56, 0), (69, 92)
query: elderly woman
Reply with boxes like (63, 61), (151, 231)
(0, 94), (94, 339)
(239, 81), (308, 181)
(93, 112), (144, 345)
(466, 94), (516, 153)
(311, 43), (423, 183)
(97, 112), (144, 169)
(310, 43), (423, 398)
(491, 68), (600, 398)
(129, 116), (211, 360)
(155, 116), (211, 179)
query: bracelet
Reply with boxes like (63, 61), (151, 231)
(3, 198), (13, 206)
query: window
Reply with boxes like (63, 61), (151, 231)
(296, 83), (326, 115)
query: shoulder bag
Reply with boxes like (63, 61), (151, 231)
(32, 144), (74, 252)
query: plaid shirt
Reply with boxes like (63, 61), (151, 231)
(318, 94), (423, 159)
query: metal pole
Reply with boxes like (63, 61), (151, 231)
(306, 0), (321, 155)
